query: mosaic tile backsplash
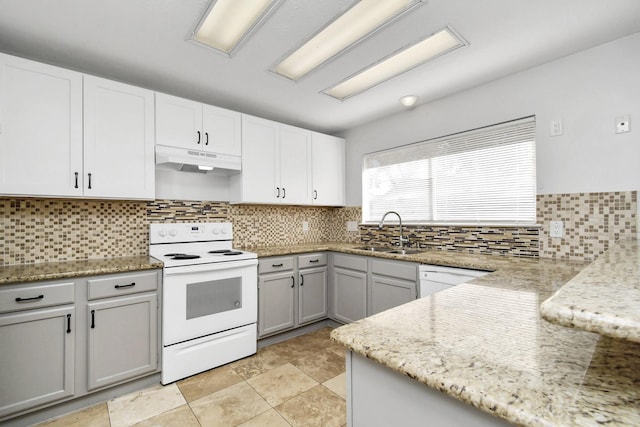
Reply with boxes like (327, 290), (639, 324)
(0, 191), (636, 265)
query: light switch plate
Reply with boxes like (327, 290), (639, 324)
(550, 119), (563, 136)
(302, 221), (309, 232)
(550, 220), (564, 238)
(347, 221), (358, 232)
(615, 115), (630, 134)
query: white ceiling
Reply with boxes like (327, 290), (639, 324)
(0, 0), (639, 135)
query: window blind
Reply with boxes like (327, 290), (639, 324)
(362, 116), (536, 224)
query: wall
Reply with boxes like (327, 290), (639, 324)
(341, 33), (640, 205)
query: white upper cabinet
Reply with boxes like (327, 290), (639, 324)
(230, 115), (311, 205)
(0, 53), (155, 200)
(232, 114), (278, 203)
(279, 124), (311, 205)
(311, 132), (345, 206)
(83, 75), (155, 199)
(155, 92), (241, 156)
(202, 104), (241, 156)
(0, 53), (83, 197)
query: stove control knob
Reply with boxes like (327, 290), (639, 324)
(212, 228), (220, 235)
(158, 229), (167, 237)
(169, 229), (177, 237)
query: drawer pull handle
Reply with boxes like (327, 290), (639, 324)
(91, 310), (95, 329)
(66, 314), (71, 334)
(300, 274), (304, 286)
(115, 282), (136, 289)
(309, 259), (320, 263)
(290, 276), (295, 288)
(272, 263), (284, 267)
(15, 294), (44, 303)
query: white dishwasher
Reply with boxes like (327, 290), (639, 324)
(418, 265), (489, 297)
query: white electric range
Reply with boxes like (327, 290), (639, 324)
(149, 222), (258, 384)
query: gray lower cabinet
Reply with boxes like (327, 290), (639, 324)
(369, 275), (416, 316)
(87, 293), (157, 391)
(331, 267), (368, 323)
(258, 271), (295, 337)
(369, 258), (418, 316)
(299, 266), (327, 324)
(329, 253), (417, 324)
(0, 269), (161, 422)
(258, 253), (327, 338)
(0, 305), (75, 418)
(86, 271), (159, 391)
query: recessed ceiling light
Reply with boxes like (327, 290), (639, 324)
(399, 95), (418, 107)
(273, 0), (425, 81)
(324, 27), (466, 100)
(190, 0), (281, 56)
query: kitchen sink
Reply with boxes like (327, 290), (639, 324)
(354, 246), (394, 252)
(387, 249), (424, 255)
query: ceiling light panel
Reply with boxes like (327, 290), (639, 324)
(191, 0), (280, 56)
(324, 27), (466, 100)
(273, 0), (425, 81)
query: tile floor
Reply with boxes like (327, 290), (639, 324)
(36, 327), (347, 427)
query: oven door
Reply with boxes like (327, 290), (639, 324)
(162, 259), (257, 346)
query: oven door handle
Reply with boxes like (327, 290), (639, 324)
(162, 258), (258, 275)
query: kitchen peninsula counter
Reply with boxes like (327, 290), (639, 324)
(0, 256), (163, 285)
(326, 241), (640, 426)
(541, 238), (640, 343)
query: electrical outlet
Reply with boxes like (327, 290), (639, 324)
(550, 220), (564, 238)
(302, 221), (309, 232)
(347, 221), (358, 232)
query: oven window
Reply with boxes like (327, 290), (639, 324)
(186, 278), (242, 320)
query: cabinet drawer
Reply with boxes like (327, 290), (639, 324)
(370, 259), (417, 281)
(88, 271), (158, 300)
(259, 256), (295, 274)
(332, 253), (367, 272)
(0, 281), (75, 314)
(298, 253), (327, 268)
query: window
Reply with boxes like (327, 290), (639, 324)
(362, 116), (536, 224)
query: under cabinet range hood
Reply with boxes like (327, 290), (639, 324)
(155, 145), (241, 174)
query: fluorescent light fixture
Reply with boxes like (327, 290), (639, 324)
(399, 95), (418, 107)
(273, 0), (424, 81)
(324, 27), (466, 100)
(191, 0), (280, 56)
(198, 165), (214, 171)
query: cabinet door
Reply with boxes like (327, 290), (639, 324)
(279, 124), (311, 205)
(258, 272), (295, 337)
(311, 132), (345, 206)
(332, 267), (367, 324)
(202, 104), (241, 156)
(155, 92), (203, 150)
(83, 76), (155, 199)
(299, 267), (327, 324)
(0, 53), (83, 197)
(236, 115), (279, 204)
(0, 306), (75, 418)
(87, 293), (157, 391)
(370, 275), (416, 316)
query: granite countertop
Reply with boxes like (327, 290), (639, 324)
(540, 239), (640, 343)
(328, 243), (640, 426)
(0, 256), (163, 285)
(245, 241), (522, 272)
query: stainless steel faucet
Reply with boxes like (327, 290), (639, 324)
(378, 211), (408, 249)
